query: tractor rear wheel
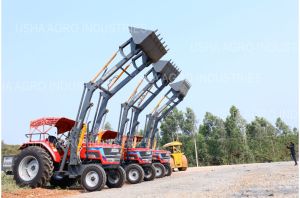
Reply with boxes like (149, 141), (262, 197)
(50, 176), (78, 188)
(106, 166), (125, 188)
(13, 146), (54, 187)
(81, 164), (106, 192)
(143, 164), (156, 181)
(164, 163), (172, 176)
(178, 167), (187, 171)
(125, 164), (144, 184)
(153, 163), (165, 178)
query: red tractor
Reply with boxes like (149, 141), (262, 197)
(12, 117), (124, 191)
(133, 135), (171, 178)
(115, 60), (180, 184)
(11, 26), (167, 192)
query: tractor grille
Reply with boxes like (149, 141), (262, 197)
(103, 148), (121, 162)
(139, 151), (152, 161)
(160, 153), (170, 160)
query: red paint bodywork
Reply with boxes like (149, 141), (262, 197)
(21, 117), (122, 165)
(152, 149), (171, 164)
(20, 141), (122, 165)
(20, 141), (62, 163)
(80, 143), (121, 165)
(124, 147), (152, 164)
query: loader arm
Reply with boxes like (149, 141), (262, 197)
(66, 27), (167, 166)
(149, 101), (180, 149)
(140, 80), (191, 149)
(116, 61), (180, 147)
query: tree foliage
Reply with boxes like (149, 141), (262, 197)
(199, 112), (227, 165)
(104, 122), (112, 130)
(158, 106), (298, 166)
(160, 108), (184, 146)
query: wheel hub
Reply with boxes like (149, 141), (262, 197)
(85, 171), (99, 188)
(144, 167), (152, 178)
(128, 169), (139, 181)
(155, 166), (162, 177)
(18, 156), (39, 181)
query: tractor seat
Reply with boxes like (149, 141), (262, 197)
(48, 135), (58, 145)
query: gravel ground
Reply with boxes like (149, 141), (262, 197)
(3, 161), (297, 198)
(70, 161), (298, 198)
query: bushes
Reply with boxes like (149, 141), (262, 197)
(2, 141), (20, 156)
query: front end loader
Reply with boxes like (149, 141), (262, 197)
(116, 60), (180, 184)
(11, 27), (167, 192)
(140, 80), (190, 176)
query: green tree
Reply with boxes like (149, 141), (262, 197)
(181, 108), (198, 166)
(246, 117), (277, 162)
(182, 107), (197, 135)
(275, 117), (291, 135)
(160, 108), (184, 146)
(274, 118), (298, 160)
(292, 127), (299, 134)
(104, 122), (112, 130)
(225, 106), (253, 164)
(199, 112), (227, 165)
(180, 134), (196, 166)
(196, 133), (209, 166)
(158, 105), (299, 167)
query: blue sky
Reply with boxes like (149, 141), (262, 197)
(2, 0), (298, 144)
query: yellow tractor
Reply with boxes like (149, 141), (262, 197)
(163, 141), (188, 171)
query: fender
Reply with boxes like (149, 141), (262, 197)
(20, 142), (62, 163)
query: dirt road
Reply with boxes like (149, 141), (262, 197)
(3, 161), (298, 198)
(69, 161), (298, 198)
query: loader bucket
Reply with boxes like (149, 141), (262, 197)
(169, 80), (191, 98)
(129, 27), (167, 62)
(153, 60), (180, 83)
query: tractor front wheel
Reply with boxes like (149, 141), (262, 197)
(143, 164), (156, 181)
(13, 146), (54, 188)
(178, 167), (187, 171)
(164, 163), (172, 176)
(81, 164), (107, 192)
(125, 164), (144, 184)
(106, 166), (126, 188)
(153, 163), (166, 178)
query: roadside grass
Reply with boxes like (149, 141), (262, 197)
(1, 172), (26, 192)
(1, 172), (81, 192)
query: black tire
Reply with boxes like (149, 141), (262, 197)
(143, 164), (156, 181)
(125, 164), (144, 184)
(13, 146), (54, 188)
(106, 166), (126, 188)
(81, 164), (107, 192)
(153, 163), (166, 178)
(178, 167), (187, 171)
(164, 163), (172, 176)
(50, 176), (78, 188)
